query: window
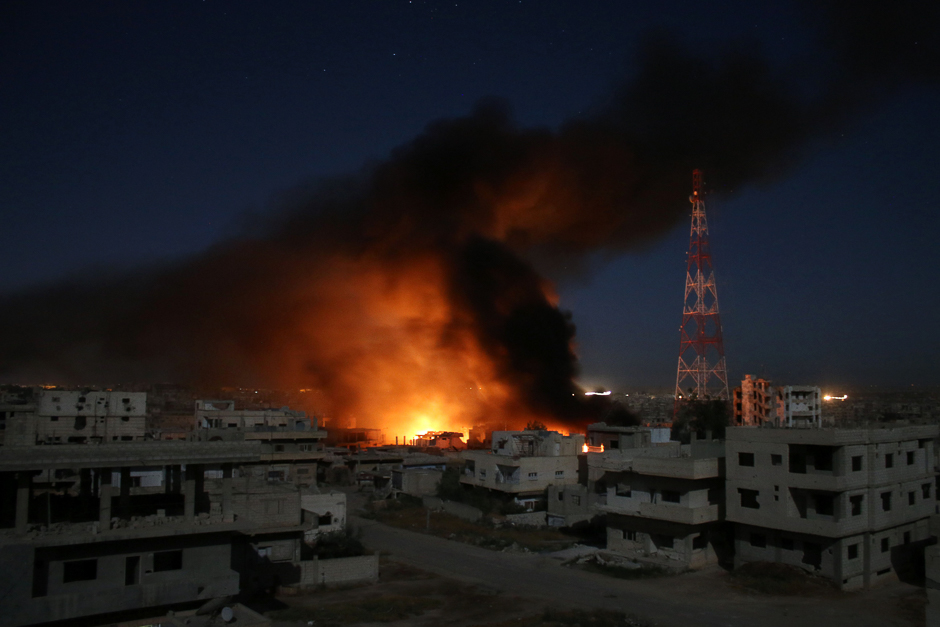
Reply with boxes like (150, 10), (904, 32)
(904, 531), (911, 545)
(885, 453), (893, 469)
(881, 492), (892, 512)
(121, 415), (129, 422)
(555, 470), (564, 478)
(909, 491), (916, 506)
(154, 550), (183, 572)
(318, 513), (332, 526)
(125, 556), (140, 586)
(478, 469), (486, 479)
(616, 483), (632, 497)
(74, 416), (86, 430)
(624, 530), (637, 541)
(738, 452), (755, 467)
(527, 472), (538, 480)
(750, 533), (767, 548)
(815, 494), (834, 517)
(50, 416), (58, 422)
(738, 488), (760, 509)
(609, 440), (619, 449)
(274, 444), (285, 452)
(771, 454), (782, 466)
(662, 490), (681, 504)
(850, 495), (863, 516)
(63, 559), (97, 582)
(300, 444), (315, 452)
(907, 451), (915, 465)
(848, 544), (859, 560)
(572, 495), (581, 506)
(852, 456), (863, 472)
(881, 538), (890, 553)
(557, 491), (564, 501)
(923, 484), (932, 499)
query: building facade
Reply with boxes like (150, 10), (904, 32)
(726, 425), (938, 590)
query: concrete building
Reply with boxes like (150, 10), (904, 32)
(732, 376), (822, 428)
(726, 425), (938, 590)
(460, 430), (584, 509)
(587, 427), (726, 570)
(301, 491), (347, 540)
(392, 467), (444, 498)
(4, 390), (147, 446)
(0, 437), (351, 627)
(195, 400), (328, 487)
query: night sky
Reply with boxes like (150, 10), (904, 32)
(2, 1), (939, 392)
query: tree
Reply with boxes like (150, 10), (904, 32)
(525, 420), (547, 431)
(672, 399), (730, 442)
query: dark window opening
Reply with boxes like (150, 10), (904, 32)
(881, 492), (892, 512)
(274, 444), (285, 452)
(74, 416), (86, 430)
(32, 559), (48, 597)
(907, 451), (915, 465)
(609, 440), (619, 449)
(318, 513), (332, 526)
(802, 542), (822, 569)
(153, 550), (183, 572)
(50, 416), (58, 422)
(557, 491), (564, 501)
(885, 453), (893, 469)
(750, 533), (767, 548)
(125, 556), (140, 586)
(662, 490), (681, 504)
(781, 537), (795, 551)
(738, 452), (755, 467)
(739, 488), (760, 509)
(876, 568), (891, 576)
(923, 484), (932, 499)
(651, 534), (674, 550)
(121, 416), (129, 422)
(771, 454), (782, 466)
(693, 534), (708, 550)
(904, 531), (911, 545)
(63, 559), (97, 582)
(852, 456), (863, 472)
(815, 494), (834, 517)
(811, 446), (834, 471)
(850, 495), (863, 516)
(789, 452), (806, 474)
(909, 491), (916, 506)
(881, 538), (890, 553)
(848, 544), (859, 560)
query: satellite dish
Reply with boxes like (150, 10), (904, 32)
(221, 607), (234, 623)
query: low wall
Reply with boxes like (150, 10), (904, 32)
(442, 501), (483, 523)
(298, 553), (379, 587)
(505, 511), (547, 527)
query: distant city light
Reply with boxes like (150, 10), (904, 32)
(585, 391), (611, 396)
(823, 395), (848, 401)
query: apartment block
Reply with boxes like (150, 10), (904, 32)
(732, 377), (822, 428)
(460, 430), (584, 508)
(195, 400), (328, 486)
(4, 390), (147, 446)
(588, 427), (725, 569)
(726, 425), (938, 589)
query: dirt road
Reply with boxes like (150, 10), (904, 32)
(354, 515), (922, 627)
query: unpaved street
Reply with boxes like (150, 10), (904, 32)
(355, 515), (922, 627)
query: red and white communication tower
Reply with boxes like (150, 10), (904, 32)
(675, 169), (729, 411)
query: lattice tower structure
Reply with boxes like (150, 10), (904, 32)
(675, 169), (729, 413)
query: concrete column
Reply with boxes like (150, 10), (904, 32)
(222, 463), (234, 522)
(183, 465), (196, 521)
(15, 472), (31, 534)
(99, 468), (112, 529)
(120, 467), (131, 517)
(194, 464), (205, 516)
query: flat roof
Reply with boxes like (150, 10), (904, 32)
(0, 441), (262, 471)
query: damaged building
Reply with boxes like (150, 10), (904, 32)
(586, 424), (726, 569)
(460, 430), (584, 510)
(726, 425), (938, 589)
